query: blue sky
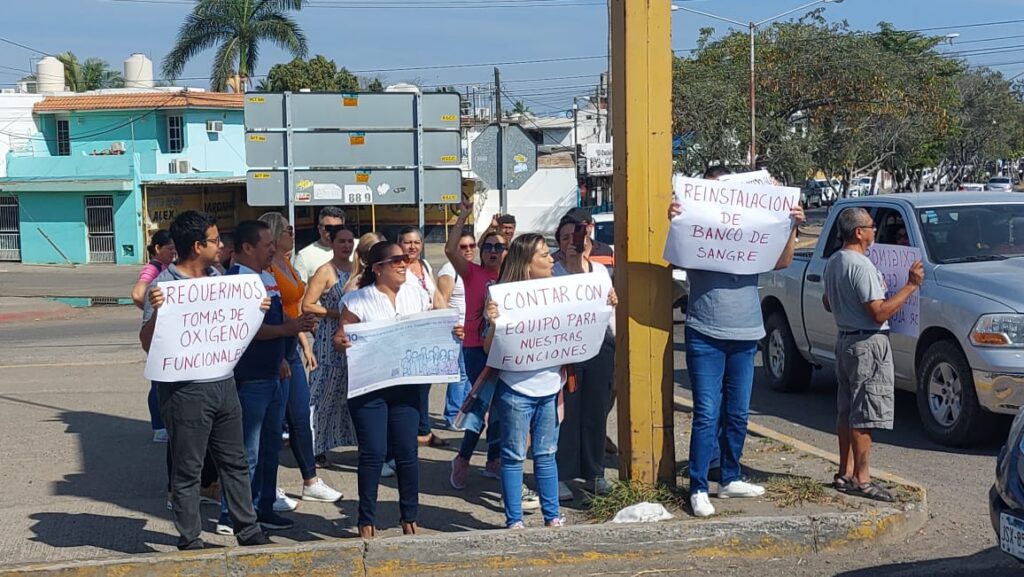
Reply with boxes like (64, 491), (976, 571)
(1, 0), (1022, 115)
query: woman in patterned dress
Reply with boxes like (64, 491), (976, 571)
(302, 226), (368, 464)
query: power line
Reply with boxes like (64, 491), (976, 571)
(106, 0), (605, 8)
(0, 35), (51, 57)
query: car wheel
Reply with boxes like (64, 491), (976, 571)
(916, 340), (994, 447)
(813, 198), (822, 208)
(760, 311), (812, 392)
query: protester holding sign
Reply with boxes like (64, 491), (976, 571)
(139, 211), (271, 550)
(446, 202), (509, 493)
(483, 233), (568, 529)
(823, 207), (923, 502)
(259, 212), (343, 512)
(218, 220), (318, 536)
(333, 241), (435, 539)
(667, 166), (804, 518)
(552, 214), (618, 501)
(302, 227), (364, 468)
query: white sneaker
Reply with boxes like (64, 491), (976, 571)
(381, 460), (396, 478)
(717, 480), (766, 499)
(690, 492), (715, 517)
(558, 481), (574, 502)
(302, 478), (342, 502)
(521, 486), (541, 512)
(152, 429), (168, 443)
(273, 488), (298, 512)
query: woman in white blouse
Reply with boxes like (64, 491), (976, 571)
(333, 241), (461, 538)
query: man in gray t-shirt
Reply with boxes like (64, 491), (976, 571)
(823, 207), (923, 503)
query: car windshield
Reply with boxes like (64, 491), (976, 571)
(918, 204), (1024, 263)
(594, 219), (614, 247)
(990, 177), (1010, 184)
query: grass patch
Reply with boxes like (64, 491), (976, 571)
(585, 479), (687, 522)
(764, 475), (838, 508)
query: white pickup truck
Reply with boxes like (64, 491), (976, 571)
(759, 193), (1024, 447)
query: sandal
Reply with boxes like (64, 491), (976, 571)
(846, 481), (894, 503)
(832, 474), (854, 493)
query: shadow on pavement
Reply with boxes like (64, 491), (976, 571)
(27, 513), (177, 555)
(833, 547), (1020, 576)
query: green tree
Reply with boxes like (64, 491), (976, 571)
(264, 55), (359, 92)
(364, 78), (384, 92)
(162, 0), (308, 93)
(511, 100), (532, 116)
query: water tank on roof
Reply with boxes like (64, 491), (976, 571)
(36, 56), (65, 93)
(124, 53), (154, 88)
(385, 82), (421, 95)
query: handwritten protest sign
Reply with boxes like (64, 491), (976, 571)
(486, 273), (613, 372)
(663, 176), (799, 275)
(867, 243), (922, 336)
(144, 276), (267, 382)
(346, 309), (461, 399)
(719, 169), (776, 186)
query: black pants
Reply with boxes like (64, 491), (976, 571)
(418, 383), (432, 436)
(557, 331), (615, 482)
(165, 448), (218, 492)
(349, 384), (421, 527)
(158, 378), (260, 549)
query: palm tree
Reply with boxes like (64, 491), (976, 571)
(511, 100), (532, 117)
(30, 53), (125, 92)
(162, 0), (308, 93)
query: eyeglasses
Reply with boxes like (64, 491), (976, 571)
(481, 242), (507, 253)
(857, 225), (877, 231)
(200, 236), (221, 246)
(377, 254), (411, 267)
(459, 243), (477, 250)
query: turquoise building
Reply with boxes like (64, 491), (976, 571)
(0, 90), (248, 265)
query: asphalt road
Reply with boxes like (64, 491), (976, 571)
(0, 307), (1019, 576)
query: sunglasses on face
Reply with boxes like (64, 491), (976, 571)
(459, 243), (476, 250)
(378, 254), (411, 267)
(481, 242), (507, 253)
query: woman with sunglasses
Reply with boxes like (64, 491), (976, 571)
(259, 212), (343, 510)
(483, 233), (565, 528)
(445, 202), (515, 491)
(334, 241), (462, 538)
(302, 226), (363, 470)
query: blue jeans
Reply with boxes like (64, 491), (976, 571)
(496, 382), (560, 525)
(444, 348), (472, 427)
(221, 379), (285, 518)
(282, 350), (317, 480)
(348, 384), (420, 527)
(685, 327), (758, 495)
(457, 346), (501, 462)
(148, 382), (164, 430)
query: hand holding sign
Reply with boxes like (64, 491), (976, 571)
(144, 276), (267, 382)
(663, 175), (800, 275)
(486, 273), (613, 372)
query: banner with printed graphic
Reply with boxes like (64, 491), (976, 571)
(345, 308), (462, 398)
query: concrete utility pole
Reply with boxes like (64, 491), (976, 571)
(611, 0), (675, 485)
(494, 67), (507, 214)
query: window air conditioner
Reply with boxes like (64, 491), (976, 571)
(206, 120), (223, 132)
(176, 160), (191, 173)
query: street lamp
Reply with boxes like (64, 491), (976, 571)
(672, 0), (846, 169)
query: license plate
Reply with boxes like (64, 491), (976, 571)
(1000, 513), (1024, 560)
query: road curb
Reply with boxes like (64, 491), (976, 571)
(0, 504), (926, 577)
(0, 303), (74, 325)
(1, 400), (928, 577)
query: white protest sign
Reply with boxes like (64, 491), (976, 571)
(663, 176), (799, 275)
(346, 309), (461, 399)
(718, 169), (776, 186)
(867, 243), (922, 337)
(486, 273), (613, 372)
(144, 276), (267, 382)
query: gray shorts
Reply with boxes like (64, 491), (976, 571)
(835, 333), (894, 430)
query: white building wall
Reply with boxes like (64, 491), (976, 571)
(473, 166), (578, 240)
(0, 93), (44, 178)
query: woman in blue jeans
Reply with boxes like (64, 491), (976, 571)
(335, 241), (464, 538)
(483, 233), (580, 528)
(668, 166), (804, 517)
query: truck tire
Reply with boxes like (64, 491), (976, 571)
(761, 311), (812, 392)
(916, 340), (993, 447)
